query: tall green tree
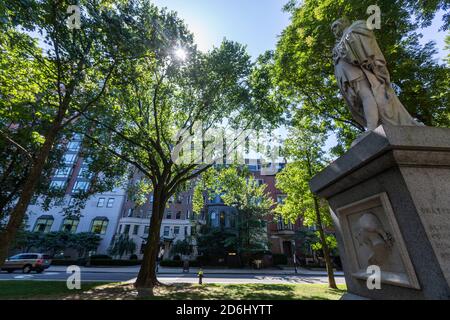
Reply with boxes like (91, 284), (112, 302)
(0, 0), (152, 265)
(0, 29), (61, 224)
(78, 6), (282, 294)
(276, 119), (337, 288)
(275, 0), (449, 152)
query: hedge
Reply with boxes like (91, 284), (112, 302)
(51, 259), (84, 266)
(51, 259), (142, 266)
(272, 254), (288, 265)
(159, 260), (201, 267)
(89, 259), (142, 266)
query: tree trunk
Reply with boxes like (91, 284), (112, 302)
(134, 187), (167, 296)
(313, 196), (337, 289)
(0, 123), (60, 266)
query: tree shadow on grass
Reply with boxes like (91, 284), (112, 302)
(61, 283), (346, 300)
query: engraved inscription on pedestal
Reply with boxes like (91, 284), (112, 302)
(337, 193), (420, 289)
(420, 207), (450, 261)
(400, 167), (450, 287)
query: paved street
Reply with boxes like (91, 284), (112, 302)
(0, 267), (345, 285)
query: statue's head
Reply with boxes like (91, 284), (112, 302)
(358, 212), (382, 233)
(331, 18), (350, 39)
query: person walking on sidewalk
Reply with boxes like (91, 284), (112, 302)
(183, 258), (190, 273)
(156, 247), (165, 273)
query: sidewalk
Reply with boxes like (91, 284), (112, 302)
(48, 265), (344, 276)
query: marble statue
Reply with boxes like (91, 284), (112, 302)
(331, 18), (422, 131)
(355, 212), (393, 266)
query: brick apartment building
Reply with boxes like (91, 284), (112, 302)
(23, 136), (305, 261)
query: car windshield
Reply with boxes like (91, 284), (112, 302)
(17, 254), (38, 259)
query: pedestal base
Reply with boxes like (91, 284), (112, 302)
(310, 125), (450, 300)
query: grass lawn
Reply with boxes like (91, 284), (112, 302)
(0, 281), (346, 300)
(0, 281), (108, 300)
(147, 283), (347, 300)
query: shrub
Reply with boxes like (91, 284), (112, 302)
(51, 258), (142, 266)
(51, 259), (84, 266)
(272, 254), (288, 265)
(160, 260), (183, 267)
(89, 259), (142, 266)
(89, 254), (112, 260)
(160, 260), (201, 267)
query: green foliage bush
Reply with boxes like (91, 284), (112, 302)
(89, 259), (142, 266)
(51, 258), (141, 266)
(159, 260), (200, 267)
(89, 255), (112, 260)
(51, 259), (85, 266)
(272, 254), (288, 266)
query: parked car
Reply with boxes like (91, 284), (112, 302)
(1, 253), (52, 274)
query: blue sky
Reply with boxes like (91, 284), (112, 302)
(152, 0), (290, 59)
(151, 1), (448, 152)
(152, 0), (448, 62)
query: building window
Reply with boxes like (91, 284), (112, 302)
(97, 198), (105, 207)
(277, 217), (293, 231)
(123, 224), (130, 234)
(163, 226), (170, 237)
(143, 210), (152, 219)
(184, 226), (189, 236)
(210, 211), (218, 227)
(63, 153), (77, 165)
(174, 226), (180, 235)
(50, 180), (66, 190)
(144, 226), (150, 234)
(72, 133), (83, 141)
(186, 210), (190, 219)
(133, 225), (139, 235)
(166, 211), (172, 219)
(118, 225), (123, 233)
(60, 217), (79, 233)
(73, 181), (90, 193)
(77, 167), (92, 179)
(67, 141), (81, 152)
(106, 198), (114, 208)
(33, 215), (54, 233)
(176, 211), (181, 220)
(127, 208), (134, 217)
(54, 166), (72, 178)
(91, 217), (109, 235)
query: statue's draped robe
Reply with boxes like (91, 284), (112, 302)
(333, 20), (421, 127)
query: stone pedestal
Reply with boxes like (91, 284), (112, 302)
(310, 125), (450, 300)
